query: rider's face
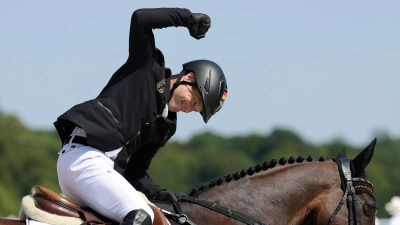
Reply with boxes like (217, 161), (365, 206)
(168, 72), (204, 113)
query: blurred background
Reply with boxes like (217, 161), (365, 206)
(1, 1), (399, 223)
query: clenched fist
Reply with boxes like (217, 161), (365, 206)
(187, 13), (211, 40)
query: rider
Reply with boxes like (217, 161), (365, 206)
(54, 7), (228, 225)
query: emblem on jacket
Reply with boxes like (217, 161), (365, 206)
(156, 79), (166, 93)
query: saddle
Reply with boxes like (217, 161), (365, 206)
(24, 185), (168, 225)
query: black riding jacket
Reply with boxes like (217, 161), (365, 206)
(54, 8), (193, 198)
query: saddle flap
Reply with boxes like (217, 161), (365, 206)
(34, 195), (80, 218)
(31, 185), (111, 223)
(32, 185), (80, 208)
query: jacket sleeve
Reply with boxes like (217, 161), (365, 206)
(123, 145), (162, 199)
(128, 8), (193, 68)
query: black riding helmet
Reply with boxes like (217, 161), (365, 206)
(182, 60), (228, 123)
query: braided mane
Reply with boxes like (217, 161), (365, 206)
(189, 155), (331, 196)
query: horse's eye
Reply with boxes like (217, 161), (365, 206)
(364, 204), (377, 217)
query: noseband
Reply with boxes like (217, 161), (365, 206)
(325, 158), (375, 225)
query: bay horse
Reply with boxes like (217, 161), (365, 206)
(0, 139), (378, 225)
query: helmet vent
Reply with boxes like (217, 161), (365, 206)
(203, 69), (211, 93)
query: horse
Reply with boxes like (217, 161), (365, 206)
(0, 139), (378, 225)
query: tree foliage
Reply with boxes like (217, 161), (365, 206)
(0, 112), (399, 218)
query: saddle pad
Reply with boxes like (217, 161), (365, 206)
(20, 195), (83, 225)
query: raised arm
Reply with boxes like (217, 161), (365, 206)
(128, 8), (191, 68)
(128, 8), (211, 68)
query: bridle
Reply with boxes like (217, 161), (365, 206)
(325, 158), (375, 225)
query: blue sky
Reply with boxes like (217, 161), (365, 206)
(1, 1), (399, 146)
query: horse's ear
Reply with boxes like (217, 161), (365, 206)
(335, 148), (347, 158)
(352, 138), (377, 176)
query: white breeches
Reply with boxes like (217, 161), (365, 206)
(57, 143), (154, 223)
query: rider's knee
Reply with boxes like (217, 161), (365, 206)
(120, 209), (153, 225)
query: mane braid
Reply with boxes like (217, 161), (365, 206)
(189, 155), (331, 196)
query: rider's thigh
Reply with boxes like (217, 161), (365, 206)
(57, 144), (154, 223)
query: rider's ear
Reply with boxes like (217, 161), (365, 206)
(182, 71), (196, 82)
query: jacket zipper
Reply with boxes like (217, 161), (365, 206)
(97, 101), (122, 126)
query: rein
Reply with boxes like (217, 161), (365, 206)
(178, 195), (267, 225)
(325, 158), (375, 225)
(163, 195), (266, 225)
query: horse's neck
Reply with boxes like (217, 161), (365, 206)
(181, 160), (341, 225)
